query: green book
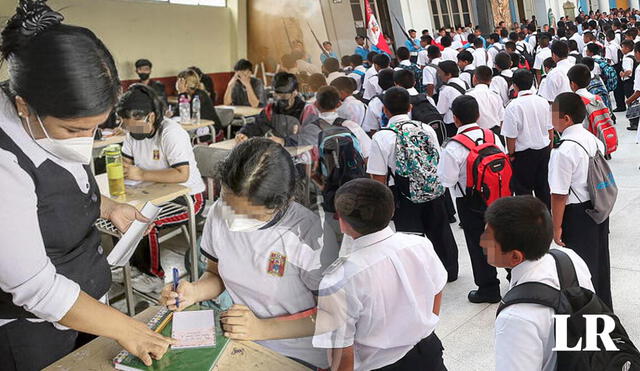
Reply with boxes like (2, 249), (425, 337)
(113, 306), (230, 371)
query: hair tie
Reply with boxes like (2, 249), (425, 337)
(17, 0), (64, 37)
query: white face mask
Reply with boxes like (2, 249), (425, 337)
(218, 201), (270, 232)
(26, 114), (95, 165)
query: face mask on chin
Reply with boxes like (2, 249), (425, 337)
(138, 72), (150, 81)
(275, 98), (291, 111)
(26, 114), (95, 165)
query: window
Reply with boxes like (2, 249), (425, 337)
(430, 0), (473, 28)
(149, 0), (226, 6)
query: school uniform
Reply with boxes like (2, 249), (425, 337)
(533, 47), (552, 72)
(472, 46), (492, 68)
(605, 41), (625, 110)
(362, 95), (385, 133)
(337, 95), (366, 127)
(355, 45), (369, 61)
(629, 56), (640, 129)
(537, 58), (573, 102)
(496, 247), (594, 371)
(489, 69), (514, 107)
(0, 91), (110, 370)
(348, 65), (367, 92)
(367, 114), (459, 281)
(570, 32), (585, 51)
(122, 119), (205, 278)
(313, 227), (448, 371)
(441, 47), (458, 62)
(527, 33), (538, 51)
(316, 111), (371, 158)
(416, 49), (429, 67)
(363, 72), (383, 102)
(436, 77), (467, 137)
(487, 43), (504, 62)
(459, 65), (475, 88)
(326, 71), (346, 85)
(548, 124), (612, 308)
(201, 200), (338, 369)
(501, 89), (552, 208)
(422, 57), (442, 96)
(466, 83), (504, 131)
(437, 123), (505, 297)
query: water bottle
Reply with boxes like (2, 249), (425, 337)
(192, 94), (201, 123)
(104, 144), (125, 197)
(179, 95), (191, 123)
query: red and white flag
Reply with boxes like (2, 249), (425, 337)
(364, 0), (391, 55)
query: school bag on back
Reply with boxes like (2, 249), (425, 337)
(450, 127), (513, 208)
(561, 138), (617, 224)
(381, 120), (444, 203)
(399, 63), (426, 94)
(595, 59), (618, 91)
(497, 249), (640, 371)
(516, 43), (535, 69)
(580, 96), (618, 155)
(313, 118), (367, 212)
(410, 94), (447, 145)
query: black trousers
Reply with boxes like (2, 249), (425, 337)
(613, 64), (626, 111)
(511, 147), (551, 209)
(373, 333), (447, 371)
(456, 197), (500, 295)
(393, 194), (459, 282)
(562, 202), (612, 309)
(0, 319), (78, 371)
(624, 79), (638, 128)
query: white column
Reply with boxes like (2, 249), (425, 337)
(631, 0), (640, 10)
(598, 0), (609, 12)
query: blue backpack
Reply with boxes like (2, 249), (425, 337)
(596, 59), (618, 92)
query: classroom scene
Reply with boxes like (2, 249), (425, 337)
(1, 0), (640, 370)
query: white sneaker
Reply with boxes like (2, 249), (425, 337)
(131, 274), (165, 294)
(110, 266), (142, 284)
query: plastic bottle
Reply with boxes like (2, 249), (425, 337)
(179, 95), (191, 123)
(104, 144), (125, 196)
(192, 94), (201, 123)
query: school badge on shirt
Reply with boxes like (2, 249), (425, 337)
(267, 252), (286, 277)
(153, 149), (160, 160)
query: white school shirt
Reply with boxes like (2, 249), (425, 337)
(472, 47), (493, 68)
(364, 66), (377, 84)
(487, 43), (504, 61)
(318, 112), (371, 158)
(634, 63), (640, 91)
(605, 41), (621, 64)
(528, 33), (538, 50)
(582, 41), (594, 57)
(466, 84), (504, 129)
(533, 47), (552, 70)
(537, 58), (572, 102)
(394, 59), (412, 70)
(548, 124), (605, 204)
(501, 89), (553, 152)
(459, 65), (474, 88)
(437, 123), (506, 197)
(348, 65), (368, 91)
(362, 96), (384, 132)
(326, 71), (346, 85)
(516, 40), (531, 54)
(495, 247), (594, 371)
(417, 49), (429, 67)
(200, 200), (338, 368)
(441, 47), (459, 62)
(337, 95), (366, 127)
(621, 51), (635, 81)
(614, 30), (622, 45)
(436, 77), (467, 124)
(422, 57), (442, 87)
(570, 32), (585, 51)
(489, 69), (514, 106)
(122, 119), (205, 195)
(363, 73), (383, 101)
(313, 227), (447, 371)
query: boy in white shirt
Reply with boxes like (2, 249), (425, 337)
(457, 50), (475, 88)
(466, 66), (504, 133)
(440, 35), (458, 62)
(533, 34), (552, 84)
(363, 54), (391, 102)
(313, 178), (448, 371)
(436, 60), (468, 137)
(472, 37), (492, 68)
(538, 41), (572, 103)
(362, 69), (396, 133)
(423, 45), (443, 98)
(347, 54), (367, 92)
(487, 33), (504, 62)
(621, 40), (639, 130)
(501, 69), (553, 208)
(332, 76), (366, 127)
(489, 52), (513, 106)
(548, 92), (612, 309)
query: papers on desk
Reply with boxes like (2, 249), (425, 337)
(172, 310), (216, 349)
(107, 202), (161, 267)
(124, 179), (143, 187)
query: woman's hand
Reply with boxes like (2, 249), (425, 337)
(105, 201), (151, 234)
(124, 163), (145, 181)
(220, 304), (271, 341)
(175, 78), (188, 94)
(115, 319), (175, 366)
(553, 226), (565, 247)
(159, 280), (198, 312)
(235, 132), (248, 143)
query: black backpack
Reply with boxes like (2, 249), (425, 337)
(570, 51), (583, 65)
(497, 249), (640, 371)
(313, 118), (367, 213)
(516, 43), (535, 69)
(410, 94), (446, 146)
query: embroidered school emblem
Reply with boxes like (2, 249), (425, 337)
(267, 252), (286, 277)
(153, 149), (160, 160)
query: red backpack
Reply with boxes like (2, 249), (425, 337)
(580, 96), (618, 155)
(451, 127), (513, 206)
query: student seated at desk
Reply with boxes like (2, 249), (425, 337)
(115, 84), (206, 293)
(160, 138), (338, 370)
(172, 69), (223, 141)
(223, 59), (266, 108)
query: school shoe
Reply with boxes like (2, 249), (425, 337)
(613, 108), (626, 112)
(110, 266), (142, 284)
(131, 274), (165, 294)
(467, 290), (501, 304)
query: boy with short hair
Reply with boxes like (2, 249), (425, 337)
(538, 40), (572, 103)
(490, 52), (514, 106)
(363, 54), (391, 102)
(623, 40), (640, 131)
(362, 69), (396, 133)
(533, 34), (552, 83)
(457, 50), (475, 88)
(331, 76), (366, 126)
(423, 45), (443, 98)
(440, 35), (458, 61)
(466, 65), (504, 133)
(436, 60), (467, 137)
(472, 37), (492, 68)
(348, 54), (367, 92)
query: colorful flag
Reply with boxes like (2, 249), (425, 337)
(364, 0), (392, 55)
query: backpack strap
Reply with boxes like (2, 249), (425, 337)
(559, 139), (591, 157)
(312, 118), (333, 130)
(548, 249), (580, 290)
(496, 282), (562, 316)
(445, 82), (466, 95)
(333, 117), (347, 126)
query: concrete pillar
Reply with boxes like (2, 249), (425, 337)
(631, 0), (640, 10)
(598, 0), (609, 12)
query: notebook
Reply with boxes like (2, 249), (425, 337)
(107, 202), (160, 267)
(171, 310), (216, 349)
(113, 306), (229, 371)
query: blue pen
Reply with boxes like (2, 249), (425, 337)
(172, 267), (180, 308)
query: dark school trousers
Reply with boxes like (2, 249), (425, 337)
(372, 333), (447, 371)
(613, 63), (626, 111)
(393, 193), (459, 282)
(456, 197), (500, 296)
(562, 202), (613, 310)
(511, 147), (551, 209)
(0, 319), (78, 371)
(624, 79), (639, 128)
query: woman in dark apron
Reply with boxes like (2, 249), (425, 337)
(0, 2), (172, 370)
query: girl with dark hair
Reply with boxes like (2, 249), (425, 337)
(113, 84), (206, 293)
(0, 1), (172, 369)
(160, 138), (338, 370)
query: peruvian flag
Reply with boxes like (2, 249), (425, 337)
(365, 0), (392, 55)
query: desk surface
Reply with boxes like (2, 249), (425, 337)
(96, 173), (190, 209)
(94, 134), (126, 149)
(178, 118), (215, 131)
(210, 139), (313, 157)
(44, 306), (309, 371)
(215, 105), (262, 117)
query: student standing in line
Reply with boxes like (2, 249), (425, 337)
(457, 50), (475, 88)
(538, 40), (573, 103)
(161, 138), (338, 370)
(487, 33), (505, 62)
(313, 178), (448, 371)
(354, 35), (369, 62)
(362, 69), (396, 133)
(332, 77), (366, 126)
(417, 35), (433, 67)
(548, 92), (612, 309)
(223, 59), (266, 108)
(135, 58), (167, 104)
(483, 196), (594, 371)
(567, 39), (582, 64)
(423, 45), (443, 98)
(440, 35), (459, 62)
(395, 47), (425, 94)
(622, 40), (640, 131)
(489, 52), (514, 106)
(501, 69), (553, 209)
(466, 66), (504, 134)
(436, 60), (468, 138)
(533, 34), (552, 84)
(367, 87), (459, 282)
(347, 54), (367, 92)
(605, 30), (626, 112)
(472, 37), (492, 68)
(437, 96), (505, 303)
(363, 54), (391, 102)
(0, 3), (173, 368)
(405, 28), (421, 63)
(322, 57), (346, 84)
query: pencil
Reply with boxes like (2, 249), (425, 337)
(154, 312), (174, 334)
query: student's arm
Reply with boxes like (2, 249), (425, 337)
(124, 163), (189, 183)
(370, 174), (387, 184)
(548, 129), (555, 149)
(426, 84), (435, 97)
(506, 137), (517, 158)
(223, 74), (237, 106)
(433, 291), (443, 316)
(331, 346), (355, 371)
(160, 259), (226, 310)
(551, 193), (568, 246)
(220, 304), (317, 340)
(626, 90), (640, 105)
(239, 75), (261, 108)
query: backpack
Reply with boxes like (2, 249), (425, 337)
(450, 127), (513, 207)
(588, 77), (613, 114)
(560, 138), (617, 224)
(595, 59), (618, 91)
(313, 118), (367, 212)
(497, 249), (640, 371)
(399, 63), (426, 94)
(410, 94), (447, 146)
(381, 120), (444, 203)
(516, 43), (535, 69)
(569, 51), (583, 65)
(444, 81), (467, 96)
(427, 63), (445, 93)
(580, 96), (618, 155)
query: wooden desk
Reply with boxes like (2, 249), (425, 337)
(167, 95), (178, 105)
(216, 105), (263, 117)
(179, 118), (215, 132)
(94, 134), (126, 149)
(44, 306), (308, 371)
(210, 139), (313, 157)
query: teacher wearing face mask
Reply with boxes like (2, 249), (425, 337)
(0, 1), (173, 370)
